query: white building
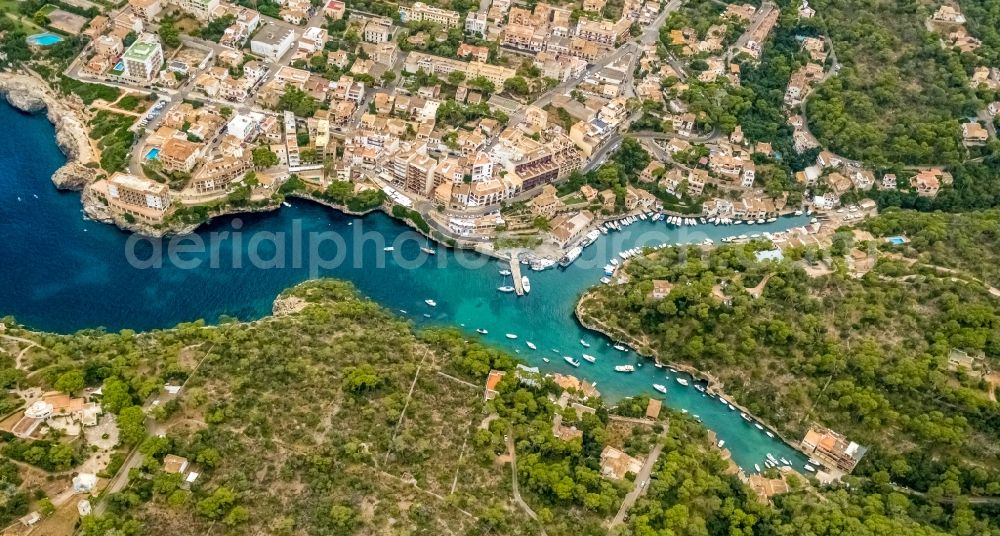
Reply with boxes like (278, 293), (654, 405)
(465, 12), (487, 37)
(121, 34), (164, 82)
(176, 0), (219, 20)
(250, 23), (296, 61)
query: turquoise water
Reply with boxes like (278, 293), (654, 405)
(27, 33), (64, 46)
(0, 101), (810, 472)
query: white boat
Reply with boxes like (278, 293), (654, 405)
(793, 210), (803, 216)
(766, 453), (778, 464)
(803, 464), (815, 472)
(614, 365), (635, 372)
(652, 384), (667, 394)
(728, 404), (736, 411)
(497, 286), (515, 293)
(499, 269), (512, 276)
(613, 344), (627, 351)
(754, 423), (764, 430)
(675, 378), (689, 386)
(521, 276), (531, 293)
(564, 356), (581, 367)
(754, 464), (762, 472)
(384, 246), (395, 251)
(476, 328), (488, 334)
(580, 339), (590, 348)
(505, 333), (518, 339)
(766, 431), (774, 438)
(526, 341), (537, 350)
(780, 457), (790, 465)
(424, 299), (437, 307)
(694, 385), (705, 393)
(765, 460), (775, 468)
(654, 362), (663, 368)
(423, 314), (431, 318)
(600, 277), (611, 284)
(282, 201), (291, 207)
(582, 354), (596, 363)
(542, 357), (550, 363)
(717, 440), (725, 448)
(420, 247), (436, 255)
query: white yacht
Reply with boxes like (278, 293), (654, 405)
(564, 356), (581, 367)
(526, 341), (537, 350)
(424, 299), (437, 307)
(614, 365), (635, 373)
(652, 384), (667, 394)
(581, 354), (596, 363)
(521, 276), (531, 293)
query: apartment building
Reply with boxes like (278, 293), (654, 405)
(159, 137), (201, 172)
(399, 2), (461, 28)
(122, 34), (163, 82)
(465, 12), (487, 37)
(502, 23), (547, 52)
(575, 18), (630, 46)
(127, 0), (162, 22)
(404, 53), (516, 87)
(190, 156), (253, 194)
(175, 0), (219, 20)
(364, 17), (393, 43)
(105, 172), (171, 213)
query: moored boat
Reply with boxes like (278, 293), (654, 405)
(614, 365), (635, 372)
(754, 423), (764, 430)
(526, 341), (537, 350)
(582, 354), (596, 363)
(675, 378), (689, 386)
(564, 356), (581, 367)
(613, 344), (627, 351)
(420, 247), (436, 255)
(476, 328), (488, 334)
(497, 286), (515, 293)
(521, 276), (531, 293)
(424, 299), (437, 307)
(580, 339), (590, 348)
(652, 384), (667, 394)
(717, 440), (725, 448)
(505, 333), (518, 339)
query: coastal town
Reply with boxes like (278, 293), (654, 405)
(2, 0), (996, 268)
(1, 0), (1000, 533)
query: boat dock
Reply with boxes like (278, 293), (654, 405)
(510, 258), (524, 296)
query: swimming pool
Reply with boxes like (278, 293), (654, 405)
(114, 61), (124, 71)
(145, 148), (160, 160)
(27, 33), (64, 46)
(886, 236), (907, 245)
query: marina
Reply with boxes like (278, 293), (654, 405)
(0, 102), (812, 471)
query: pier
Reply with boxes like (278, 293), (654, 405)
(510, 257), (524, 296)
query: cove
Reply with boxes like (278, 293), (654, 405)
(0, 100), (811, 472)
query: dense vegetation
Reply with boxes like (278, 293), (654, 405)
(88, 110), (135, 172)
(805, 0), (979, 166)
(580, 209), (1000, 507)
(3, 277), (997, 534)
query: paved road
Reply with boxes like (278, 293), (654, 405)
(726, 1), (776, 61)
(609, 440), (664, 528)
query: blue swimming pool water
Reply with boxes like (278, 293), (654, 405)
(0, 100), (812, 472)
(114, 61), (124, 71)
(887, 236), (905, 245)
(145, 148), (160, 160)
(27, 33), (64, 46)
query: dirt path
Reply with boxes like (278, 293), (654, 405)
(505, 431), (547, 535)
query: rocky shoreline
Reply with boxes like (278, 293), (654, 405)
(0, 72), (97, 190)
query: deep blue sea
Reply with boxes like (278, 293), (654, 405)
(0, 100), (812, 472)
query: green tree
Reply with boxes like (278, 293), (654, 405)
(54, 370), (85, 395)
(117, 406), (146, 446)
(252, 146), (280, 169)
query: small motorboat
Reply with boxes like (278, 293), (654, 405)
(282, 201), (291, 207)
(505, 333), (518, 340)
(497, 286), (515, 293)
(581, 354), (596, 363)
(384, 246), (395, 252)
(476, 328), (488, 335)
(766, 431), (774, 438)
(424, 299), (437, 307)
(694, 385), (705, 393)
(652, 384), (667, 394)
(613, 344), (627, 351)
(717, 440), (725, 448)
(580, 339), (590, 348)
(654, 362), (663, 368)
(564, 356), (581, 367)
(614, 365), (635, 372)
(422, 314), (431, 318)
(542, 357), (550, 363)
(499, 269), (512, 276)
(803, 464), (815, 472)
(754, 423), (764, 431)
(754, 464), (762, 473)
(521, 276), (531, 293)
(420, 247), (436, 255)
(675, 378), (689, 386)
(526, 341), (537, 350)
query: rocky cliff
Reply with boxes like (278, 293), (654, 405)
(0, 73), (95, 191)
